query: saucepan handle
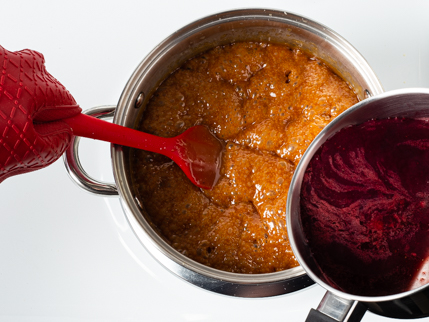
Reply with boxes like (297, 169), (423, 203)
(63, 105), (119, 196)
(305, 292), (367, 322)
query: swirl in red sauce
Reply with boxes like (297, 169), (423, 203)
(300, 117), (429, 296)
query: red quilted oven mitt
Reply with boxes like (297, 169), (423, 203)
(0, 46), (81, 182)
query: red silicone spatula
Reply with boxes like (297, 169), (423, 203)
(63, 113), (223, 190)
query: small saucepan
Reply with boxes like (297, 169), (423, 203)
(287, 88), (429, 320)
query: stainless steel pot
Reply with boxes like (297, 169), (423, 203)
(287, 88), (429, 320)
(64, 8), (383, 298)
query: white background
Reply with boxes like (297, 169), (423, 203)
(1, 0), (429, 321)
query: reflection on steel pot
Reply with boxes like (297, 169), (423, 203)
(64, 9), (382, 298)
(287, 89), (429, 320)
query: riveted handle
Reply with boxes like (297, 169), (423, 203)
(305, 292), (367, 322)
(63, 105), (119, 196)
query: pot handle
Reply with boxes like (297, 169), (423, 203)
(63, 105), (119, 196)
(305, 292), (367, 322)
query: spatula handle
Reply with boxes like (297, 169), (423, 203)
(63, 113), (176, 155)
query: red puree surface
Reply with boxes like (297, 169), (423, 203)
(300, 117), (429, 296)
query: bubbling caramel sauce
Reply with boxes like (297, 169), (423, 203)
(129, 42), (359, 274)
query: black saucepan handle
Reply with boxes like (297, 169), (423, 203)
(305, 292), (368, 322)
(306, 309), (338, 322)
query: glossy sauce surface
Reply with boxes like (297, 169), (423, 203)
(130, 42), (358, 273)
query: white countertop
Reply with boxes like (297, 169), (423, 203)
(1, 1), (429, 321)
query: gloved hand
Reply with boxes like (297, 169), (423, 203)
(0, 46), (81, 182)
